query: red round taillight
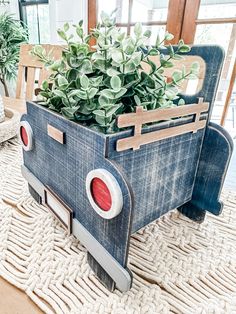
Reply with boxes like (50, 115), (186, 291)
(91, 177), (112, 211)
(86, 169), (123, 219)
(19, 121), (33, 151)
(20, 126), (29, 146)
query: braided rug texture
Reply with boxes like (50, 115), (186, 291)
(0, 139), (236, 314)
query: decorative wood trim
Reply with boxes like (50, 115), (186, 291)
(116, 99), (209, 152)
(181, 0), (201, 44)
(220, 58), (236, 126)
(47, 124), (65, 144)
(166, 0), (186, 44)
(44, 186), (73, 234)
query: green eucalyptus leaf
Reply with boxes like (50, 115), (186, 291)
(53, 90), (66, 98)
(88, 87), (98, 99)
(40, 91), (50, 98)
(134, 23), (142, 37)
(149, 48), (159, 56)
(61, 107), (78, 119)
(110, 75), (121, 91)
(57, 29), (67, 41)
(80, 75), (89, 89)
(93, 109), (105, 117)
(124, 60), (136, 73)
(79, 60), (93, 74)
(178, 45), (191, 53)
(106, 104), (122, 117)
(64, 22), (69, 32)
(143, 29), (151, 38)
(111, 50), (123, 63)
(172, 70), (182, 83)
(134, 95), (141, 106)
(42, 80), (49, 90)
(165, 32), (174, 41)
(98, 95), (110, 106)
(107, 67), (120, 77)
(58, 75), (68, 87)
(178, 98), (185, 106)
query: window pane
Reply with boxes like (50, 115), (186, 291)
(38, 4), (50, 43)
(130, 25), (166, 45)
(131, 0), (169, 23)
(195, 23), (235, 47)
(198, 0), (236, 19)
(24, 4), (50, 44)
(195, 23), (236, 129)
(97, 0), (129, 23)
(25, 5), (39, 44)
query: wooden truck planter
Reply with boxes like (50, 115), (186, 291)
(19, 46), (233, 292)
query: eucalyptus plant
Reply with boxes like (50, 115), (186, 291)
(0, 13), (28, 96)
(32, 11), (199, 133)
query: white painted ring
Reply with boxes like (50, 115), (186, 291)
(19, 121), (33, 151)
(86, 169), (123, 219)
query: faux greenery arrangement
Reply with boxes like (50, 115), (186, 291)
(32, 11), (199, 134)
(0, 13), (28, 96)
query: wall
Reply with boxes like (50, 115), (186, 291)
(0, 0), (19, 17)
(49, 0), (88, 43)
(0, 0), (88, 43)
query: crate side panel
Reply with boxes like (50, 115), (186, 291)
(109, 129), (205, 233)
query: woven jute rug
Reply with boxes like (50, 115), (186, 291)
(0, 139), (236, 314)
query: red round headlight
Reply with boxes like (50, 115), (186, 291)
(19, 121), (33, 151)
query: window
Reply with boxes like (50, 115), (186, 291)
(88, 0), (236, 131)
(90, 0), (170, 44)
(19, 0), (50, 44)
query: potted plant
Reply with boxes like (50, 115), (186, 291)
(19, 12), (233, 292)
(0, 13), (28, 96)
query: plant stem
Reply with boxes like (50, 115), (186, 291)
(0, 77), (9, 97)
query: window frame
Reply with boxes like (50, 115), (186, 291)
(18, 0), (49, 44)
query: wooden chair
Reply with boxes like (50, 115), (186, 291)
(3, 44), (64, 114)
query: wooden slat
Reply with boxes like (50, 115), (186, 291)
(117, 119), (207, 152)
(38, 68), (50, 87)
(15, 65), (24, 99)
(25, 67), (36, 100)
(220, 58), (236, 126)
(117, 102), (209, 128)
(116, 99), (209, 152)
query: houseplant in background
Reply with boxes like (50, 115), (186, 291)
(20, 12), (233, 292)
(0, 13), (28, 96)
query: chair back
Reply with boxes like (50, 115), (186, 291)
(16, 44), (64, 100)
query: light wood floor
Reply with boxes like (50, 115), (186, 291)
(0, 277), (43, 314)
